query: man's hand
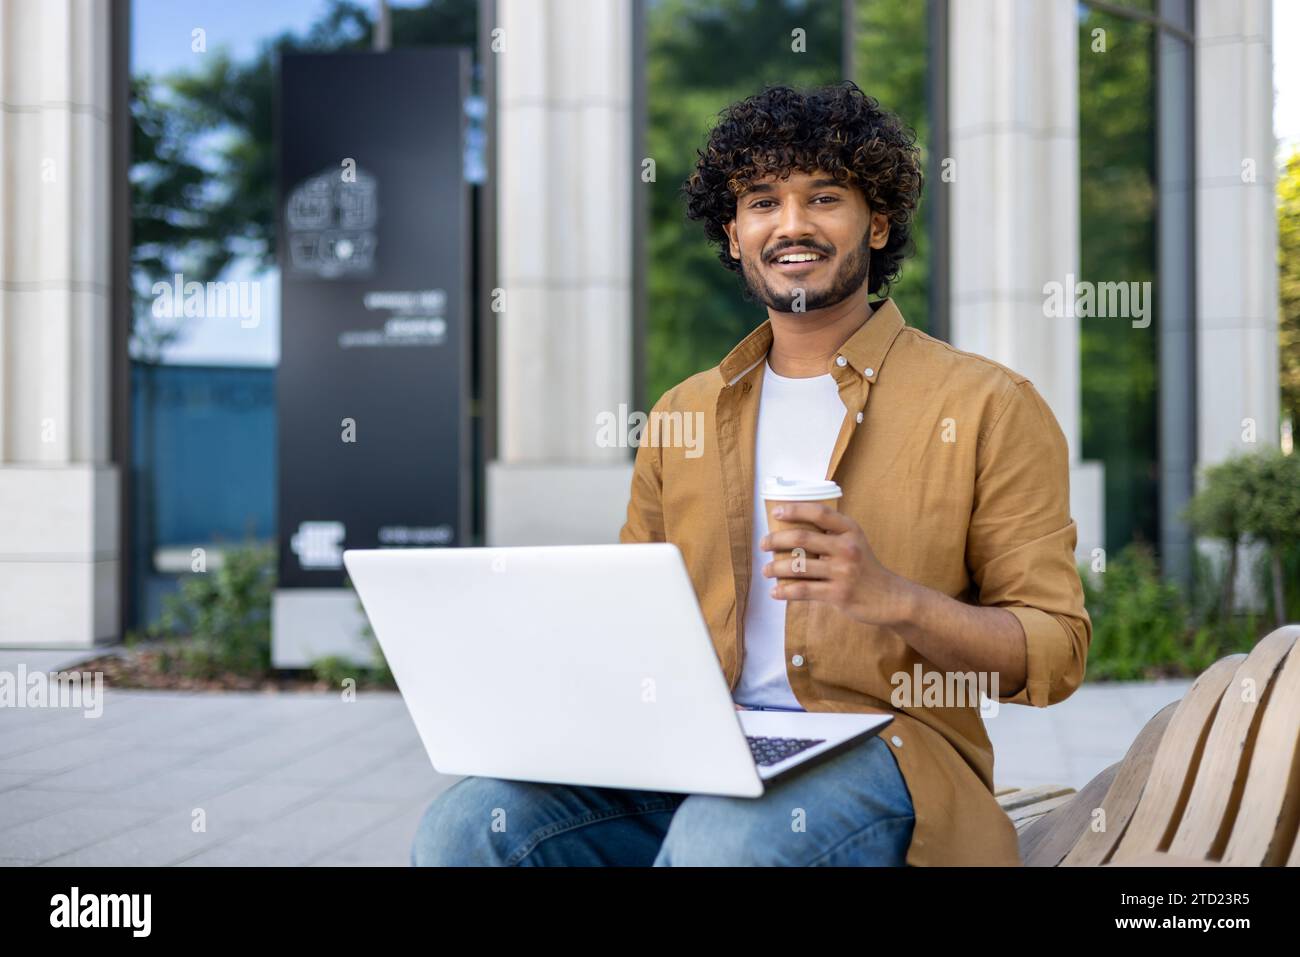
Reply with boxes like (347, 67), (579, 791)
(759, 502), (914, 628)
(760, 501), (1028, 692)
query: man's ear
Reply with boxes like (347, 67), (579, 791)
(724, 220), (741, 261)
(868, 211), (890, 250)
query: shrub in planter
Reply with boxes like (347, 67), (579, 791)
(147, 543), (276, 679)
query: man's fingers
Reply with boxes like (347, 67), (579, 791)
(772, 578), (841, 603)
(769, 501), (854, 532)
(762, 528), (841, 557)
(764, 557), (833, 579)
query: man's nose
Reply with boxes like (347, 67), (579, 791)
(775, 197), (814, 240)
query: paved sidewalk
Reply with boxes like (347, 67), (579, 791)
(984, 678), (1193, 791)
(0, 673), (1193, 866)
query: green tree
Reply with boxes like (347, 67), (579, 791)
(1182, 454), (1254, 620)
(1279, 148), (1300, 433)
(850, 0), (930, 331)
(1238, 449), (1300, 628)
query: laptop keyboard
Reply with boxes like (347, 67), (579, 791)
(746, 735), (826, 767)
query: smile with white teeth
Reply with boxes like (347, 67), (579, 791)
(775, 252), (824, 263)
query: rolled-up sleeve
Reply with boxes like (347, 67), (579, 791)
(618, 395), (668, 545)
(966, 380), (1092, 707)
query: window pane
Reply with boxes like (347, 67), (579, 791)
(128, 0), (478, 626)
(645, 0), (843, 405)
(1078, 6), (1159, 553)
(849, 0), (930, 333)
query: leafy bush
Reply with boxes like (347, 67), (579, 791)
(1182, 455), (1253, 620)
(146, 543), (276, 679)
(1277, 540), (1300, 624)
(310, 645), (394, 690)
(309, 655), (357, 688)
(1082, 543), (1264, 680)
(1183, 448), (1300, 628)
(1238, 449), (1300, 627)
(134, 543), (397, 687)
(1083, 545), (1195, 679)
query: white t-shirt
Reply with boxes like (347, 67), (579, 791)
(734, 360), (846, 710)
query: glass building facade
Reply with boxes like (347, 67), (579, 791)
(118, 0), (1266, 633)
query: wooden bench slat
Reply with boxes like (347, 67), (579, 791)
(1015, 812), (1054, 832)
(1109, 654), (1245, 864)
(1061, 699), (1180, 866)
(1019, 762), (1121, 867)
(1104, 851), (1228, 867)
(996, 784), (1075, 811)
(1009, 793), (1075, 824)
(1222, 628), (1300, 865)
(1170, 627), (1299, 861)
(1006, 627), (1300, 868)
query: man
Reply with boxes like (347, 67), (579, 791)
(412, 82), (1091, 866)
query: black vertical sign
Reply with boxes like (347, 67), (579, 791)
(276, 50), (470, 588)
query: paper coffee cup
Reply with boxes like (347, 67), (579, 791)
(761, 477), (842, 568)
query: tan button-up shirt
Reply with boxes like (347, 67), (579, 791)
(618, 298), (1092, 866)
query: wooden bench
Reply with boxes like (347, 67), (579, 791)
(996, 624), (1300, 867)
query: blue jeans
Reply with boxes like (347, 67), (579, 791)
(410, 732), (914, 866)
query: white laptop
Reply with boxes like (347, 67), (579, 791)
(342, 543), (893, 798)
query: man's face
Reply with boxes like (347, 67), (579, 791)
(724, 169), (890, 313)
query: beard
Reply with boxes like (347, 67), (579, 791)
(738, 228), (873, 313)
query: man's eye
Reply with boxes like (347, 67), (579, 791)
(750, 198), (775, 208)
(813, 195), (839, 204)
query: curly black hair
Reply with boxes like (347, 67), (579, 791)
(683, 81), (923, 296)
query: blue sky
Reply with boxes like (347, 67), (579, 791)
(132, 0), (427, 365)
(132, 0), (430, 77)
(133, 0), (333, 77)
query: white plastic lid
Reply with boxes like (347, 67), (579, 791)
(760, 476), (843, 501)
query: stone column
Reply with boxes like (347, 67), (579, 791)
(948, 0), (1105, 563)
(487, 0), (636, 545)
(1194, 0), (1277, 610)
(1194, 0), (1277, 464)
(0, 0), (118, 648)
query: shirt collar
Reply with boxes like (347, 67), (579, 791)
(718, 297), (907, 387)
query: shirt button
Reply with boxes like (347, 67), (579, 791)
(890, 735), (903, 748)
(864, 367), (875, 377)
(791, 654), (805, 667)
(835, 355), (847, 367)
(855, 412), (864, 424)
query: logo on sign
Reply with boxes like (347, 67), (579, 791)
(291, 521), (346, 570)
(286, 167), (379, 278)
